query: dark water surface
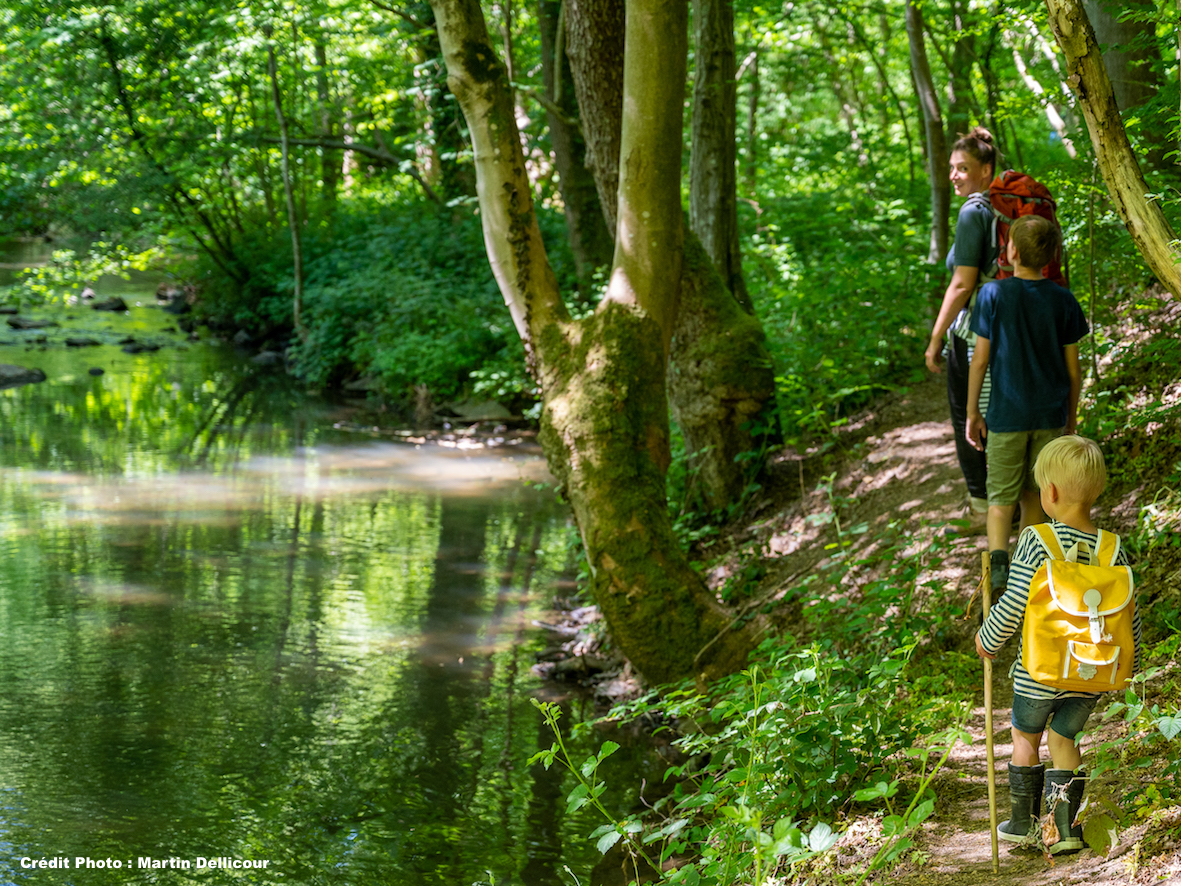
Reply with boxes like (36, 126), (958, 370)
(0, 244), (656, 885)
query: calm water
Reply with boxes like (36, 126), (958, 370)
(0, 243), (658, 885)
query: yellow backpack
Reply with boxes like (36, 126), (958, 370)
(1022, 524), (1135, 692)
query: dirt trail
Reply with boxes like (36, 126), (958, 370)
(728, 375), (1181, 886)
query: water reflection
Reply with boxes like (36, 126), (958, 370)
(0, 291), (651, 885)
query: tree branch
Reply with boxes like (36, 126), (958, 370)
(255, 134), (442, 204)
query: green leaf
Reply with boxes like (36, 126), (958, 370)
(1157, 715), (1181, 740)
(566, 783), (589, 814)
(808, 822), (838, 852)
(1082, 812), (1119, 856)
(882, 814), (905, 837)
(596, 829), (622, 854)
(907, 798), (935, 827)
(597, 740), (620, 762)
(854, 780), (895, 802)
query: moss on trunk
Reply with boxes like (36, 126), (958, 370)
(537, 303), (762, 684)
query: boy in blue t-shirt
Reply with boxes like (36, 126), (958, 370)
(965, 215), (1089, 592)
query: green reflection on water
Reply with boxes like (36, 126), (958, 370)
(0, 311), (653, 886)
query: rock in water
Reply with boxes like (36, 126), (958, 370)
(89, 367), (105, 376)
(66, 337), (102, 347)
(91, 297), (128, 312)
(0, 364), (47, 389)
(6, 316), (59, 329)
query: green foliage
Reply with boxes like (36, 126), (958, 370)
(195, 200), (574, 405)
(9, 241), (164, 306)
(747, 178), (933, 443)
(1082, 664), (1181, 845)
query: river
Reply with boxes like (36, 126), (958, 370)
(0, 240), (659, 885)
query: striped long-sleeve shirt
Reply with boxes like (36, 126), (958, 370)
(979, 520), (1142, 701)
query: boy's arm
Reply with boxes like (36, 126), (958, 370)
(966, 335), (990, 451)
(1063, 343), (1081, 434)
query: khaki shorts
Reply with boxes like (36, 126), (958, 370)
(986, 428), (1063, 506)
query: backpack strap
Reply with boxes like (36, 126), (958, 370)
(965, 190), (1000, 280)
(1094, 529), (1122, 567)
(1030, 523), (1066, 561)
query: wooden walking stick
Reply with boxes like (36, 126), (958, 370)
(982, 551), (999, 873)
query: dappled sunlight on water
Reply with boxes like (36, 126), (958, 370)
(0, 266), (641, 885)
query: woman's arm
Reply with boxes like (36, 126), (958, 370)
(925, 265), (981, 373)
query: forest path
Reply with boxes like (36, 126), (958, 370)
(732, 375), (1179, 886)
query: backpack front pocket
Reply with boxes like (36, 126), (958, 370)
(1063, 641), (1122, 686)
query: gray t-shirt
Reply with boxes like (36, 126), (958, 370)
(946, 194), (998, 274)
(947, 194), (999, 341)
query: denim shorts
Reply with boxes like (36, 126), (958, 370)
(1011, 692), (1099, 738)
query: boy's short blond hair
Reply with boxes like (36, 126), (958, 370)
(1034, 435), (1106, 504)
(1010, 215), (1061, 271)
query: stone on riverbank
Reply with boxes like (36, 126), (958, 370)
(6, 316), (59, 329)
(0, 364), (47, 389)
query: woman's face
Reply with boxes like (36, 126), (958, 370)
(949, 150), (993, 196)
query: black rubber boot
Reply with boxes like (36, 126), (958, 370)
(1044, 768), (1086, 854)
(990, 549), (1010, 597)
(997, 763), (1044, 843)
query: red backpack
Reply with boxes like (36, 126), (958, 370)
(968, 170), (1068, 287)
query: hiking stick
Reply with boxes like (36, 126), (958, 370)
(982, 551), (999, 874)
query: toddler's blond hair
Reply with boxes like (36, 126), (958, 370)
(1034, 435), (1107, 504)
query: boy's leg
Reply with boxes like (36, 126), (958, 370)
(1043, 697), (1097, 854)
(987, 504), (1017, 553)
(1011, 726), (1043, 767)
(984, 430), (1028, 593)
(1045, 696), (1097, 771)
(1003, 694), (1052, 843)
(1017, 487), (1044, 534)
(1047, 729), (1082, 771)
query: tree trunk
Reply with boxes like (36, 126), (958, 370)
(1045, 0), (1181, 298)
(266, 31), (305, 340)
(566, 0), (779, 510)
(537, 0), (613, 290)
(905, 0), (950, 264)
(945, 0), (975, 146)
(690, 0), (749, 311)
(743, 48), (759, 192)
(1082, 0), (1162, 114)
(428, 0), (761, 684)
(564, 0), (626, 236)
(313, 40), (340, 207)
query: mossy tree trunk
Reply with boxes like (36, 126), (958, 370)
(429, 0), (762, 684)
(1045, 0), (1181, 299)
(565, 0), (778, 511)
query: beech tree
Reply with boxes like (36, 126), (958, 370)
(427, 0), (764, 683)
(564, 0), (777, 512)
(1045, 0), (1181, 298)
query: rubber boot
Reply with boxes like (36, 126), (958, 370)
(1044, 768), (1086, 854)
(997, 763), (1044, 843)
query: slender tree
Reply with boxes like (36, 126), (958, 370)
(906, 0), (950, 263)
(690, 0), (750, 309)
(1045, 0), (1181, 298)
(428, 0), (763, 683)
